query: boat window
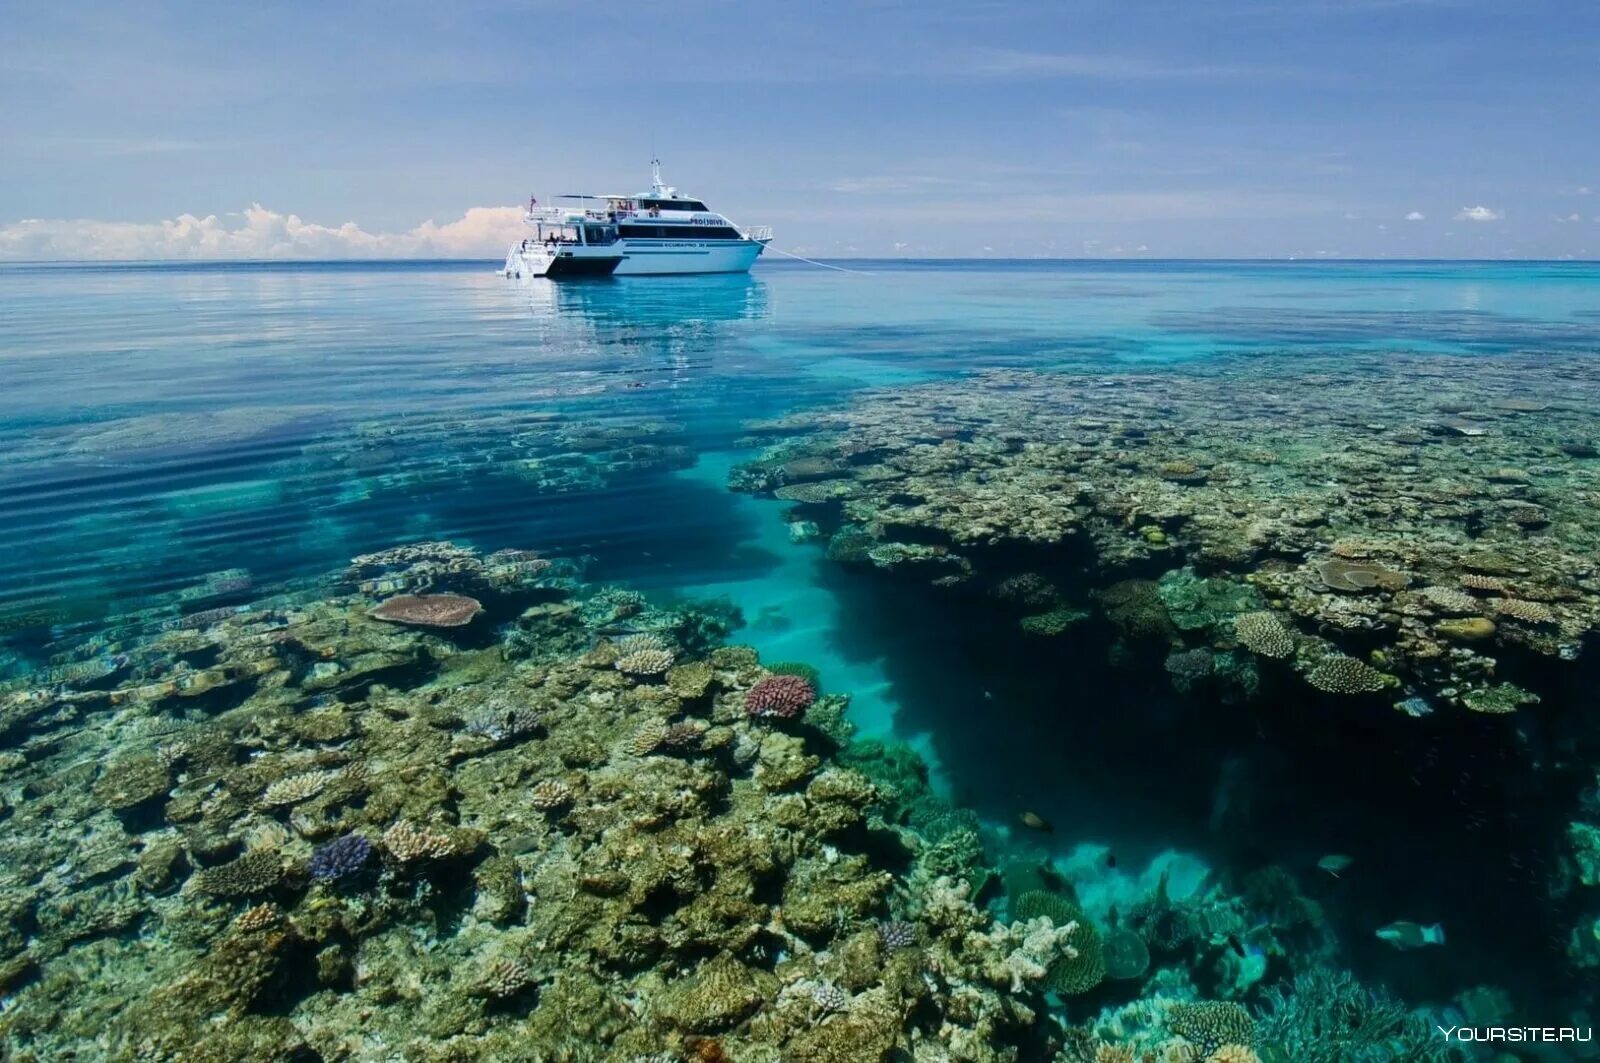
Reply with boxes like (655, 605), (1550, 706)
(582, 225), (618, 245)
(637, 199), (709, 213)
(619, 224), (743, 240)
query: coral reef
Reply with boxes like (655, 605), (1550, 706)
(370, 592), (484, 627)
(744, 673), (817, 718)
(0, 539), (1107, 1058)
(1252, 967), (1446, 1062)
(730, 352), (1600, 718)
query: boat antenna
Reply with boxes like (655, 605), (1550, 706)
(650, 157), (665, 195)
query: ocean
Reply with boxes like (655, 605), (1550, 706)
(3, 258), (1598, 1060)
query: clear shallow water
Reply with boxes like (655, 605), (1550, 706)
(5, 258), (1600, 1050)
(8, 258), (1600, 642)
(6, 257), (1600, 754)
(7, 258), (1595, 719)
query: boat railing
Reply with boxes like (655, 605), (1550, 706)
(743, 225), (773, 242)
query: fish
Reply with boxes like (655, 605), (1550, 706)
(1317, 854), (1354, 878)
(1018, 811), (1054, 834)
(1104, 850), (1117, 869)
(1375, 921), (1446, 950)
(1226, 934), (1246, 957)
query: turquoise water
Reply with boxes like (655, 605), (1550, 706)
(8, 259), (1599, 710)
(9, 259), (1599, 638)
(5, 260), (1589, 723)
(5, 258), (1600, 1056)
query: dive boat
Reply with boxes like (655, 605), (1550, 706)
(504, 161), (771, 278)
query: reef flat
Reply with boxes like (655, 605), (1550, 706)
(0, 539), (1406, 1062)
(733, 350), (1600, 718)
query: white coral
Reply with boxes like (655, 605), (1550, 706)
(970, 915), (1080, 993)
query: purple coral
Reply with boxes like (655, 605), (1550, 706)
(877, 920), (918, 951)
(310, 834), (372, 881)
(744, 674), (816, 719)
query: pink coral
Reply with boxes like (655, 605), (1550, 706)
(744, 674), (816, 719)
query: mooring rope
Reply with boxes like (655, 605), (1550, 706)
(763, 245), (876, 275)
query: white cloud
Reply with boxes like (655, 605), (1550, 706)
(0, 204), (525, 261)
(1454, 205), (1503, 222)
(1405, 211), (1425, 221)
(1578, 186), (1593, 196)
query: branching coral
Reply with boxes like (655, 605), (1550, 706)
(1234, 612), (1294, 659)
(1305, 656), (1391, 694)
(1253, 968), (1442, 1063)
(745, 674), (817, 718)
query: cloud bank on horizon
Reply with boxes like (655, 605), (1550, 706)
(3, 0), (1598, 259)
(0, 205), (523, 261)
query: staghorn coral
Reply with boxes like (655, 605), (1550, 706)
(745, 674), (817, 719)
(1253, 967), (1441, 1063)
(1233, 612), (1294, 659)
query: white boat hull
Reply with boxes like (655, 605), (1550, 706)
(612, 238), (766, 275)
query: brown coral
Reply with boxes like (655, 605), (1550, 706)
(1419, 585), (1479, 613)
(1306, 656), (1391, 694)
(1233, 612), (1294, 658)
(615, 648), (676, 676)
(370, 592), (483, 628)
(628, 718), (668, 756)
(380, 820), (455, 863)
(530, 778), (574, 811)
(1493, 598), (1556, 624)
(1208, 1047), (1262, 1063)
(195, 850), (282, 897)
(232, 903), (283, 934)
(1315, 558), (1409, 593)
(258, 768), (335, 807)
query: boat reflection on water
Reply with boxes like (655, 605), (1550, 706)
(532, 271), (772, 326)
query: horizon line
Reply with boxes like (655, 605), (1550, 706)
(3, 256), (1599, 267)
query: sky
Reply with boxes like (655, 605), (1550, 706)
(2, 0), (1598, 260)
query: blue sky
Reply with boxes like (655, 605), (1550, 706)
(3, 0), (1598, 258)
